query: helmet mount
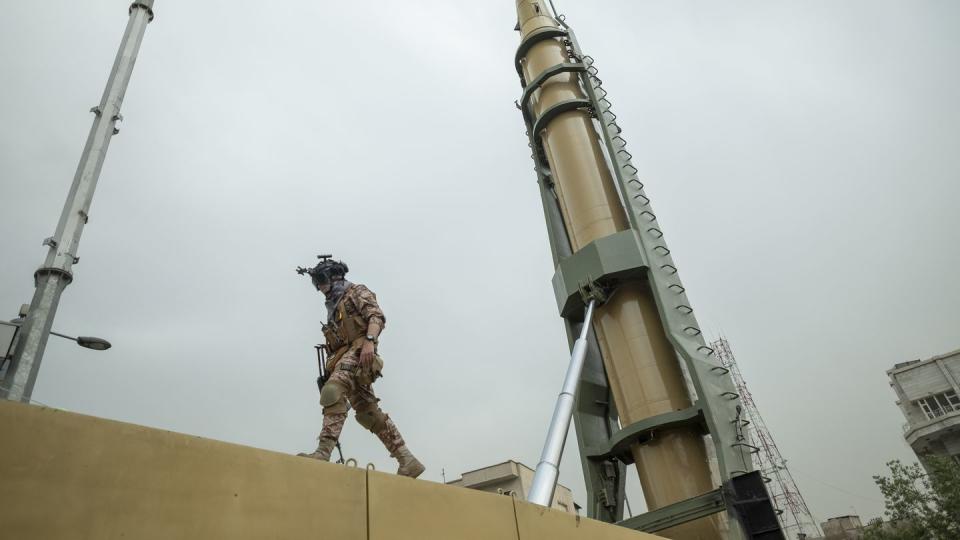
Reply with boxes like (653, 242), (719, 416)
(296, 254), (349, 290)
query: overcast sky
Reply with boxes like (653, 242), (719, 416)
(2, 0), (958, 529)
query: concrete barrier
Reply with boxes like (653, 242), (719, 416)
(0, 400), (660, 540)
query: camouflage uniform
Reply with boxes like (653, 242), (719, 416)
(302, 282), (422, 477)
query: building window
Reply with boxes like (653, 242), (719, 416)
(916, 390), (960, 420)
(947, 391), (960, 408)
(918, 399), (936, 419)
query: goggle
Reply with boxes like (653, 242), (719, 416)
(310, 271), (331, 288)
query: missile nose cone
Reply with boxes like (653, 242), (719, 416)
(516, 0), (558, 37)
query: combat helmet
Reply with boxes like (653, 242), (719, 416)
(296, 254), (348, 290)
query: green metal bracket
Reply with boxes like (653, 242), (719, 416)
(530, 98), (593, 146)
(578, 279), (609, 307)
(519, 62), (587, 125)
(572, 352), (627, 523)
(565, 21), (751, 480)
(618, 472), (784, 538)
(561, 24), (765, 539)
(514, 27), (570, 84)
(584, 404), (706, 464)
(551, 229), (647, 319)
(618, 489), (725, 534)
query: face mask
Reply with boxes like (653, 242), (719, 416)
(324, 279), (353, 321)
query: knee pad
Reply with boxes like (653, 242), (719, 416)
(355, 404), (389, 432)
(320, 382), (348, 413)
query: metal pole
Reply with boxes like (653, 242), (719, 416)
(528, 299), (597, 507)
(1, 1), (155, 403)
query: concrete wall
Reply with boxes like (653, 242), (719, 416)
(0, 401), (660, 540)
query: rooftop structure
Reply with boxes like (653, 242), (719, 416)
(814, 515), (864, 540)
(446, 460), (578, 515)
(887, 348), (960, 463)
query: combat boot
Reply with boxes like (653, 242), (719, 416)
(394, 446), (425, 478)
(298, 438), (335, 461)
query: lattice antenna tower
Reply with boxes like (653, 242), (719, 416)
(710, 337), (822, 539)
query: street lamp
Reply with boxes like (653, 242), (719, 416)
(73, 336), (112, 351)
(0, 319), (111, 379)
(47, 328), (112, 351)
(2, 1), (153, 404)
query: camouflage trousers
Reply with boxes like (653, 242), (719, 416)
(319, 349), (406, 456)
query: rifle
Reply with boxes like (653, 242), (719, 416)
(314, 344), (346, 464)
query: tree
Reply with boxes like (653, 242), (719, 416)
(863, 455), (960, 539)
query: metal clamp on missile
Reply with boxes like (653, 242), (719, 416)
(584, 404), (707, 465)
(514, 27), (570, 85)
(529, 99), (593, 148)
(518, 63), (587, 125)
(551, 229), (647, 318)
(551, 230), (710, 464)
(616, 471), (782, 535)
(523, 95), (592, 173)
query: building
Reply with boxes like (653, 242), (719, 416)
(446, 460), (578, 515)
(887, 348), (960, 463)
(814, 515), (864, 540)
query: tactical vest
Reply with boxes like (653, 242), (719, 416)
(322, 285), (368, 354)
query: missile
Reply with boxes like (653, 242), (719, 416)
(515, 2), (722, 537)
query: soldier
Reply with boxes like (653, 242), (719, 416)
(296, 256), (424, 478)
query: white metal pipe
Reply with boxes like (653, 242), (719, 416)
(1, 2), (154, 402)
(528, 299), (597, 507)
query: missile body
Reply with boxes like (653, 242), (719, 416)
(516, 2), (721, 537)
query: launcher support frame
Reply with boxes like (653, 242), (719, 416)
(514, 2), (782, 537)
